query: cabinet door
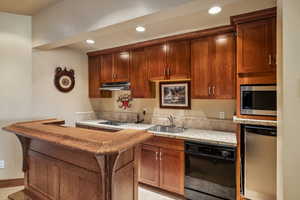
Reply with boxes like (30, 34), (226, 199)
(211, 33), (235, 99)
(167, 40), (191, 80)
(113, 51), (130, 82)
(130, 49), (154, 98)
(191, 37), (212, 98)
(146, 44), (167, 80)
(159, 148), (184, 195)
(88, 56), (111, 98)
(88, 56), (101, 98)
(237, 18), (275, 73)
(139, 145), (160, 187)
(100, 54), (113, 83)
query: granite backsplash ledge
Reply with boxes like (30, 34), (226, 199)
(94, 111), (236, 132)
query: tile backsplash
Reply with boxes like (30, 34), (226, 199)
(95, 110), (236, 132)
(89, 85), (237, 132)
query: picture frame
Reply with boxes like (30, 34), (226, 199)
(159, 81), (191, 109)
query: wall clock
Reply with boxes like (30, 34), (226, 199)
(54, 67), (75, 93)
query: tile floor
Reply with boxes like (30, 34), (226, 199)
(0, 185), (183, 200)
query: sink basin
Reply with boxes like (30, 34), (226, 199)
(98, 121), (124, 126)
(148, 125), (185, 133)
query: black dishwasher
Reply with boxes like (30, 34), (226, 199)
(185, 141), (236, 200)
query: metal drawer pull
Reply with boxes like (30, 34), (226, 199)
(156, 152), (158, 160)
(208, 86), (211, 96)
(160, 152), (162, 161)
(269, 54), (272, 65)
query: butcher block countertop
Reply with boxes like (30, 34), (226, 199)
(3, 119), (153, 155)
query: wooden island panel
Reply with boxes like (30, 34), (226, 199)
(3, 119), (153, 200)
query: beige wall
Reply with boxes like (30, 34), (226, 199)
(0, 12), (32, 179)
(277, 1), (283, 199)
(277, 0), (300, 199)
(32, 47), (94, 126)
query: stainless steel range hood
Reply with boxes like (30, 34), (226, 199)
(99, 82), (130, 91)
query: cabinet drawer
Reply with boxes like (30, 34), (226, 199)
(143, 136), (184, 151)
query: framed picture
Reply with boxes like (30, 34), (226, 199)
(159, 81), (191, 109)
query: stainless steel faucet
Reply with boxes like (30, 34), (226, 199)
(167, 115), (175, 127)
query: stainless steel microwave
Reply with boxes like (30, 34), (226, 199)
(240, 85), (277, 116)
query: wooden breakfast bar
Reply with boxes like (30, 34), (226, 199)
(3, 119), (153, 200)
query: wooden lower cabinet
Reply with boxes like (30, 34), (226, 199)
(139, 137), (184, 195)
(159, 148), (184, 195)
(139, 145), (160, 187)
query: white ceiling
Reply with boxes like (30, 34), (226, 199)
(67, 0), (276, 53)
(0, 0), (61, 15)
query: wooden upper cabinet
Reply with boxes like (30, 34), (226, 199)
(167, 40), (191, 80)
(159, 148), (184, 195)
(113, 51), (130, 82)
(237, 17), (276, 74)
(100, 52), (130, 83)
(130, 49), (154, 98)
(100, 54), (113, 83)
(191, 33), (235, 99)
(211, 33), (235, 99)
(88, 56), (101, 98)
(146, 44), (167, 80)
(147, 41), (191, 81)
(139, 145), (160, 187)
(88, 56), (111, 98)
(191, 37), (211, 98)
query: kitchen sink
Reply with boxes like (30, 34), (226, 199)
(98, 121), (124, 126)
(148, 125), (185, 133)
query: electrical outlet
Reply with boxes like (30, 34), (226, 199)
(0, 160), (5, 169)
(143, 108), (147, 115)
(219, 112), (225, 119)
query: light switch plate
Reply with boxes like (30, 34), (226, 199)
(0, 160), (5, 169)
(219, 112), (225, 119)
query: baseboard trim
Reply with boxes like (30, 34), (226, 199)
(0, 178), (24, 188)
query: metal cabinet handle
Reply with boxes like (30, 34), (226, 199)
(212, 86), (216, 96)
(156, 152), (158, 160)
(208, 86), (211, 96)
(269, 54), (272, 65)
(160, 152), (162, 161)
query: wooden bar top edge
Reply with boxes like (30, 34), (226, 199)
(2, 119), (153, 155)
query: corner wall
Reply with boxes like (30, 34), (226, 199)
(0, 12), (32, 179)
(278, 0), (300, 199)
(32, 47), (94, 126)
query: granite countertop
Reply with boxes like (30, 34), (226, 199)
(76, 120), (237, 147)
(233, 116), (277, 127)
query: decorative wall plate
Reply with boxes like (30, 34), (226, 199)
(117, 94), (133, 110)
(54, 67), (75, 93)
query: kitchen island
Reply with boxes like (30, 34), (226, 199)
(3, 119), (153, 200)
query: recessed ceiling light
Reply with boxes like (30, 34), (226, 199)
(136, 26), (146, 32)
(208, 6), (222, 15)
(86, 39), (95, 44)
